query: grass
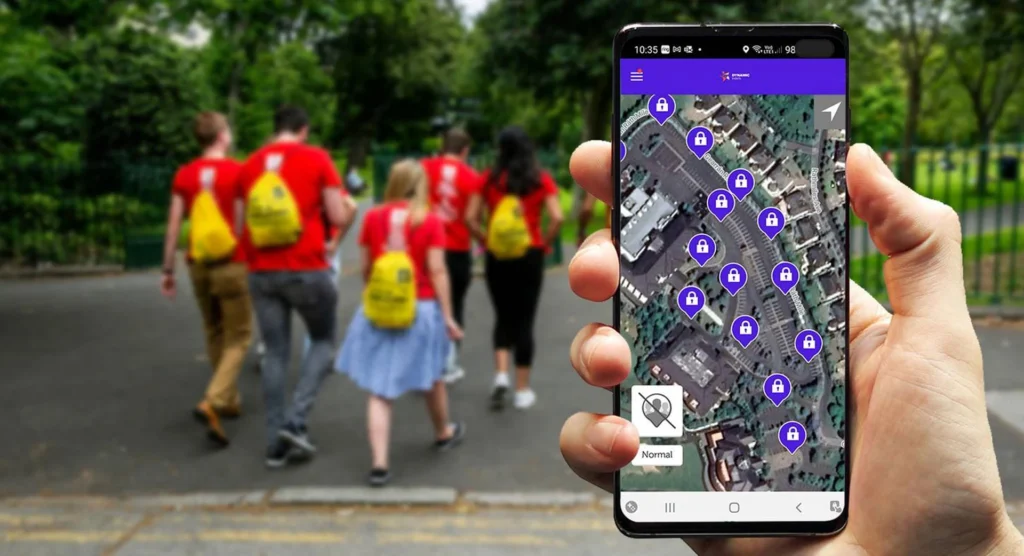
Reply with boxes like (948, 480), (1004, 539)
(851, 224), (1024, 303)
(853, 147), (1024, 227)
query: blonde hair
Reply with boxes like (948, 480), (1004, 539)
(383, 158), (429, 225)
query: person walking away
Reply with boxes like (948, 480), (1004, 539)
(421, 128), (481, 384)
(238, 105), (357, 468)
(160, 111), (252, 446)
(465, 126), (564, 410)
(301, 212), (343, 356)
(336, 159), (466, 486)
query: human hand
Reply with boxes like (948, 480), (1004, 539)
(160, 273), (176, 300)
(445, 317), (464, 342)
(560, 141), (1024, 555)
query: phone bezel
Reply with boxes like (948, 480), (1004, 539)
(612, 22), (851, 538)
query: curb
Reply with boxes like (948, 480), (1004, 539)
(0, 489), (611, 512)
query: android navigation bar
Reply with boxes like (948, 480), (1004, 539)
(621, 492), (845, 523)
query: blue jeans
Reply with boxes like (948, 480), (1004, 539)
(304, 247), (342, 354)
(249, 270), (337, 449)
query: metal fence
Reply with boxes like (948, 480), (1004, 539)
(2, 145), (1021, 304)
(857, 144), (1024, 304)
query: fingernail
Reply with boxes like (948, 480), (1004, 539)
(586, 420), (625, 454)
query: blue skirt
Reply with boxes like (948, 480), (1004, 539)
(336, 300), (451, 400)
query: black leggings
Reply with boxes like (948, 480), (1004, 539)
(445, 250), (472, 329)
(484, 248), (544, 367)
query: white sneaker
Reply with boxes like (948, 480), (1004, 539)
(490, 372), (510, 409)
(513, 389), (536, 410)
(442, 366), (466, 384)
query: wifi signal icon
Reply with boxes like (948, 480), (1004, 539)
(752, 45), (762, 54)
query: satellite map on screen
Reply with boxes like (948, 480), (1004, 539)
(619, 93), (847, 493)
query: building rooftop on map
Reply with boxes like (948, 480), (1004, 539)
(713, 109), (740, 135)
(795, 218), (819, 244)
(806, 245), (831, 274)
(621, 191), (676, 262)
(749, 144), (773, 170)
(784, 189), (814, 217)
(732, 126), (758, 153)
(818, 271), (844, 300)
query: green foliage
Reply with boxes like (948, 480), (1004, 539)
(234, 42), (335, 151)
(77, 28), (214, 163)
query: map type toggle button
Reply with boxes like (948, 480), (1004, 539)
(719, 263), (747, 296)
(688, 233), (716, 266)
(686, 126), (714, 158)
(795, 329), (824, 362)
(728, 168), (755, 201)
(772, 261), (801, 295)
(758, 207), (786, 240)
(707, 188), (734, 221)
(779, 421), (807, 454)
(648, 95), (677, 125)
(677, 286), (706, 319)
(763, 373), (792, 406)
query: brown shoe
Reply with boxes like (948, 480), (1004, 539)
(193, 401), (229, 447)
(216, 404), (242, 419)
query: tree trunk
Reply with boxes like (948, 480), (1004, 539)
(346, 133), (372, 173)
(226, 57), (245, 133)
(975, 127), (992, 196)
(572, 82), (613, 213)
(899, 72), (922, 189)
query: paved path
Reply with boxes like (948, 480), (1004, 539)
(852, 202), (1024, 257)
(1, 264), (1024, 524)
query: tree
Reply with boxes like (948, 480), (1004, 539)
(949, 0), (1024, 194)
(316, 0), (464, 170)
(77, 28), (214, 164)
(169, 0), (343, 129)
(869, 0), (955, 187)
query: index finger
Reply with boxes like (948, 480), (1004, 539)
(569, 141), (613, 204)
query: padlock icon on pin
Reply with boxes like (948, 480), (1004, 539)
(786, 426), (800, 441)
(739, 321), (752, 335)
(734, 174), (748, 189)
(727, 268), (740, 283)
(685, 291), (699, 306)
(771, 378), (785, 394)
(694, 131), (707, 146)
(780, 267), (793, 282)
(766, 212), (779, 228)
(715, 194), (729, 209)
(695, 239), (709, 254)
(656, 97), (669, 113)
(803, 335), (816, 350)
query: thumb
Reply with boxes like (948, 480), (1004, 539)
(848, 144), (968, 323)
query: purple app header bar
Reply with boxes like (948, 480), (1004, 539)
(621, 58), (846, 95)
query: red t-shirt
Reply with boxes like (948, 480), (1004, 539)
(237, 142), (345, 272)
(172, 157), (245, 263)
(481, 169), (559, 248)
(360, 202), (445, 300)
(422, 156), (481, 252)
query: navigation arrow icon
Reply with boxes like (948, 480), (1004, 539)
(796, 502), (802, 513)
(822, 101), (842, 122)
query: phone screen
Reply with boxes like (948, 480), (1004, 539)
(614, 26), (848, 534)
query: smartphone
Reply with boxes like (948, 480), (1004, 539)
(613, 23), (849, 537)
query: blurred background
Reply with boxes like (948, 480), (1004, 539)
(1, 0), (1022, 302)
(0, 1), (1023, 554)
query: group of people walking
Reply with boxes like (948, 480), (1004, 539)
(160, 106), (563, 485)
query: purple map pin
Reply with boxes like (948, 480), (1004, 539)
(677, 286), (705, 319)
(707, 189), (734, 222)
(648, 95), (676, 126)
(620, 140), (626, 161)
(779, 421), (807, 454)
(795, 329), (823, 362)
(763, 373), (792, 407)
(758, 207), (786, 240)
(686, 126), (714, 158)
(687, 234), (716, 266)
(719, 263), (747, 296)
(727, 168), (755, 201)
(771, 261), (800, 294)
(731, 315), (759, 348)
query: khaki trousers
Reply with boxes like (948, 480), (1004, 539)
(188, 261), (253, 409)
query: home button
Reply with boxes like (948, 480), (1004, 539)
(728, 502), (740, 514)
